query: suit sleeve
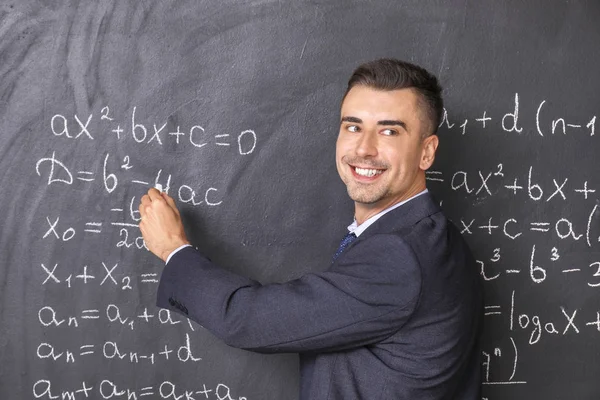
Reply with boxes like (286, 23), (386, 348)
(156, 234), (422, 353)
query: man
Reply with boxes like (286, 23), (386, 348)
(139, 59), (482, 399)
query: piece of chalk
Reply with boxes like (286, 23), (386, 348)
(155, 183), (163, 192)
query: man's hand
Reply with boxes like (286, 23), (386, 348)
(139, 188), (190, 262)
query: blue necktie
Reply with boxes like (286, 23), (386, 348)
(332, 232), (357, 263)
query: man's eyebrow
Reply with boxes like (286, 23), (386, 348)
(341, 116), (362, 123)
(377, 119), (407, 129)
(340, 116), (408, 131)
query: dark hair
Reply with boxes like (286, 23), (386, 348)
(344, 58), (443, 137)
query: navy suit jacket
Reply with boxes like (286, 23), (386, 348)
(157, 193), (483, 399)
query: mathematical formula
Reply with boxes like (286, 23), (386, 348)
(29, 107), (255, 399)
(440, 93), (596, 137)
(33, 378), (247, 400)
(50, 106), (257, 155)
(30, 95), (600, 399)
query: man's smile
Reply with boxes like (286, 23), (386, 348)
(350, 165), (385, 179)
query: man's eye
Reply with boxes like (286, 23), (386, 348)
(381, 129), (397, 136)
(347, 125), (360, 132)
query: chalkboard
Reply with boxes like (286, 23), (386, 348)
(1, 1), (599, 399)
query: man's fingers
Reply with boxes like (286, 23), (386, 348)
(140, 194), (151, 210)
(147, 188), (163, 201)
(139, 194), (155, 217)
(139, 189), (179, 220)
(161, 192), (178, 211)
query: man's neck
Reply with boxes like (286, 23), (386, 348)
(354, 183), (427, 225)
(348, 189), (428, 238)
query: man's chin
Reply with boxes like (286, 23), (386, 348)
(346, 187), (384, 205)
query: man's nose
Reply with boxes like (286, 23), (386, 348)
(355, 131), (378, 157)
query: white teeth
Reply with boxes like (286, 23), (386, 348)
(354, 167), (383, 177)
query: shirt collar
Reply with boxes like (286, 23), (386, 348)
(347, 189), (428, 237)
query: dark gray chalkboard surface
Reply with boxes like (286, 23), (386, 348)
(1, 1), (599, 399)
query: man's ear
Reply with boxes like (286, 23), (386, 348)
(420, 134), (439, 170)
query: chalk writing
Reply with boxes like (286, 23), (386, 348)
(50, 107), (258, 155)
(440, 93), (596, 137)
(30, 94), (600, 400)
(33, 379), (247, 399)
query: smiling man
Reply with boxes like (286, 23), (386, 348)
(337, 83), (439, 223)
(139, 59), (482, 399)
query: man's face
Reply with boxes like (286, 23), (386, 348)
(336, 85), (437, 211)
